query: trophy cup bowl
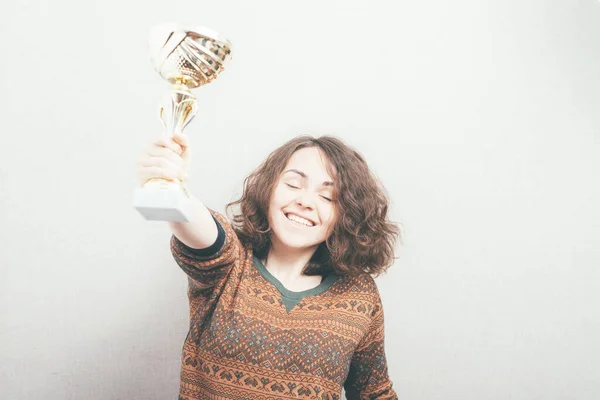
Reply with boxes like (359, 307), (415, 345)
(133, 22), (232, 222)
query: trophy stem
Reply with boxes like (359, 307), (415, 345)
(159, 82), (199, 136)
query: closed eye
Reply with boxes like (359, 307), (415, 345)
(286, 183), (332, 202)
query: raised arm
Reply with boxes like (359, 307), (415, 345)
(167, 193), (219, 250)
(136, 132), (241, 290)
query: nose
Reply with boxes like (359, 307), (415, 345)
(295, 191), (316, 209)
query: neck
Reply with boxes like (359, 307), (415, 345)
(264, 240), (319, 280)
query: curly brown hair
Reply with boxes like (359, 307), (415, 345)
(225, 135), (402, 278)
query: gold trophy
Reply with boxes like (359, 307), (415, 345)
(133, 22), (232, 222)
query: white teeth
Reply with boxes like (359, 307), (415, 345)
(286, 213), (314, 227)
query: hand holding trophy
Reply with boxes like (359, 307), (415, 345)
(133, 22), (232, 222)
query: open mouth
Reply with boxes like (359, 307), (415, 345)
(285, 213), (316, 227)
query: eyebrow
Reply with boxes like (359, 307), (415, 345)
(284, 169), (335, 187)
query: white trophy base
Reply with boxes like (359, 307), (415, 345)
(133, 181), (192, 222)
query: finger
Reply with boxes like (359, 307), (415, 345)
(146, 146), (184, 167)
(153, 135), (184, 155)
(138, 154), (184, 173)
(172, 132), (190, 149)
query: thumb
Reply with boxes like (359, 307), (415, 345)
(172, 132), (190, 150)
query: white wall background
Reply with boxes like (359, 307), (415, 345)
(1, 0), (599, 399)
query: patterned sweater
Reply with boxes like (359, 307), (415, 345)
(170, 208), (398, 400)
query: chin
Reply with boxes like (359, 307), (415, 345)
(274, 232), (316, 249)
(272, 228), (321, 250)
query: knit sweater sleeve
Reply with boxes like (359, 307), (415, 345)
(344, 285), (398, 399)
(170, 208), (241, 290)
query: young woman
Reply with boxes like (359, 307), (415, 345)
(137, 133), (401, 400)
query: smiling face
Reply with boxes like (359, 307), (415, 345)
(267, 146), (338, 253)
